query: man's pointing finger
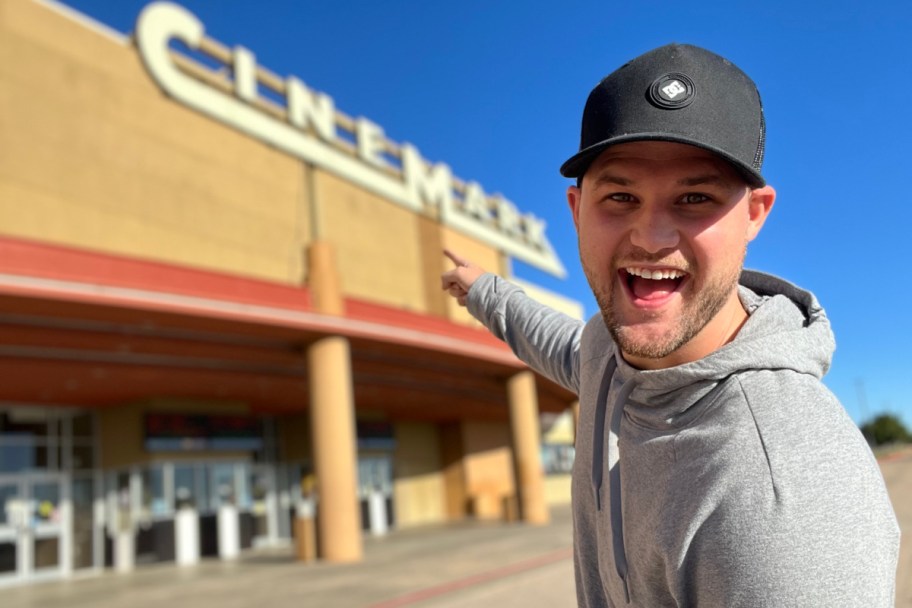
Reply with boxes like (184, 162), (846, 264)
(443, 249), (470, 268)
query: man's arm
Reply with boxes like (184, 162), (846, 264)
(441, 250), (584, 394)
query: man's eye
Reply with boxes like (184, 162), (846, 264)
(608, 193), (635, 203)
(680, 193), (710, 204)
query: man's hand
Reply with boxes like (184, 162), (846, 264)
(441, 250), (486, 307)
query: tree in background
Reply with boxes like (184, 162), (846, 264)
(860, 414), (912, 446)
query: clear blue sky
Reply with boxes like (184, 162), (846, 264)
(57, 0), (912, 428)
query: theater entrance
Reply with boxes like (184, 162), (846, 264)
(0, 473), (68, 586)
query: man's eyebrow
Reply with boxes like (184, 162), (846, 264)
(591, 173), (634, 187)
(676, 174), (727, 187)
(589, 173), (731, 188)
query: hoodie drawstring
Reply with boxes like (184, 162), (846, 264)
(590, 356), (615, 511)
(592, 355), (638, 604)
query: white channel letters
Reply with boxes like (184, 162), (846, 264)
(135, 2), (565, 277)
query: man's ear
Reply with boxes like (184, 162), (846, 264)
(746, 185), (775, 242)
(567, 185), (582, 232)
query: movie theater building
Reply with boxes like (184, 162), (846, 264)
(0, 0), (583, 586)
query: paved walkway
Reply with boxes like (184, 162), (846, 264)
(6, 450), (911, 608)
(880, 448), (912, 608)
(4, 506), (575, 608)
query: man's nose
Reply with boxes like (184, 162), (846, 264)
(628, 207), (680, 253)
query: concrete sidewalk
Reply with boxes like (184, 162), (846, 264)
(3, 505), (576, 608)
(5, 451), (910, 608)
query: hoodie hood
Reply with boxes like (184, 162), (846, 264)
(610, 269), (835, 431)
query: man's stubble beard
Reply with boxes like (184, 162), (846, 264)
(583, 247), (745, 361)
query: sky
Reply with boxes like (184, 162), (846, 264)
(55, 0), (912, 428)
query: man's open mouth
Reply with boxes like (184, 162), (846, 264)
(620, 267), (688, 303)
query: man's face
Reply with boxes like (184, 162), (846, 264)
(567, 141), (775, 369)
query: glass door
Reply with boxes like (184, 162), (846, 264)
(70, 475), (96, 570)
(0, 479), (23, 583)
(28, 477), (64, 580)
(248, 465), (276, 547)
(0, 475), (66, 585)
(357, 455), (393, 534)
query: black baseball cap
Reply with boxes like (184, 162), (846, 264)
(560, 43), (766, 187)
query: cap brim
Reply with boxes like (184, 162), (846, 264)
(560, 134), (765, 188)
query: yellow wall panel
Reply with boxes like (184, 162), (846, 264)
(440, 422), (467, 521)
(461, 421), (514, 519)
(0, 1), (310, 284)
(1, 0), (137, 84)
(440, 227), (505, 327)
(392, 422), (445, 528)
(416, 217), (448, 318)
(315, 170), (426, 311)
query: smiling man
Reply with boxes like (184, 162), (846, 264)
(569, 141), (772, 371)
(441, 44), (899, 607)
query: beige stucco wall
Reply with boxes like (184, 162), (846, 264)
(315, 170), (429, 311)
(0, 0), (310, 284)
(439, 227), (506, 327)
(440, 422), (467, 521)
(392, 422), (445, 527)
(461, 420), (515, 520)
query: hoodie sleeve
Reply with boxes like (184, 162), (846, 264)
(465, 273), (583, 394)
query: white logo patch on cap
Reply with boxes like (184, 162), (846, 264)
(661, 80), (686, 99)
(649, 73), (695, 109)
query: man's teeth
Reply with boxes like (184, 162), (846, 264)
(626, 267), (685, 280)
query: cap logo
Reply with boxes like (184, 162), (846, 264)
(662, 80), (686, 99)
(648, 73), (695, 109)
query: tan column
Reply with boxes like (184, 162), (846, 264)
(507, 371), (550, 525)
(306, 240), (362, 563)
(308, 240), (344, 316)
(308, 337), (362, 562)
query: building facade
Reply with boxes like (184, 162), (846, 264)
(0, 0), (581, 586)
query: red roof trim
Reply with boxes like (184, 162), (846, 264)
(0, 234), (313, 311)
(0, 235), (515, 361)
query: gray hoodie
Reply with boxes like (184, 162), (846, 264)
(467, 270), (899, 607)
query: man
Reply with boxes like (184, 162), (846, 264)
(441, 44), (899, 607)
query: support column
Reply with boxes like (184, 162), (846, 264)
(308, 337), (362, 562)
(308, 241), (344, 316)
(507, 371), (549, 525)
(306, 240), (362, 563)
